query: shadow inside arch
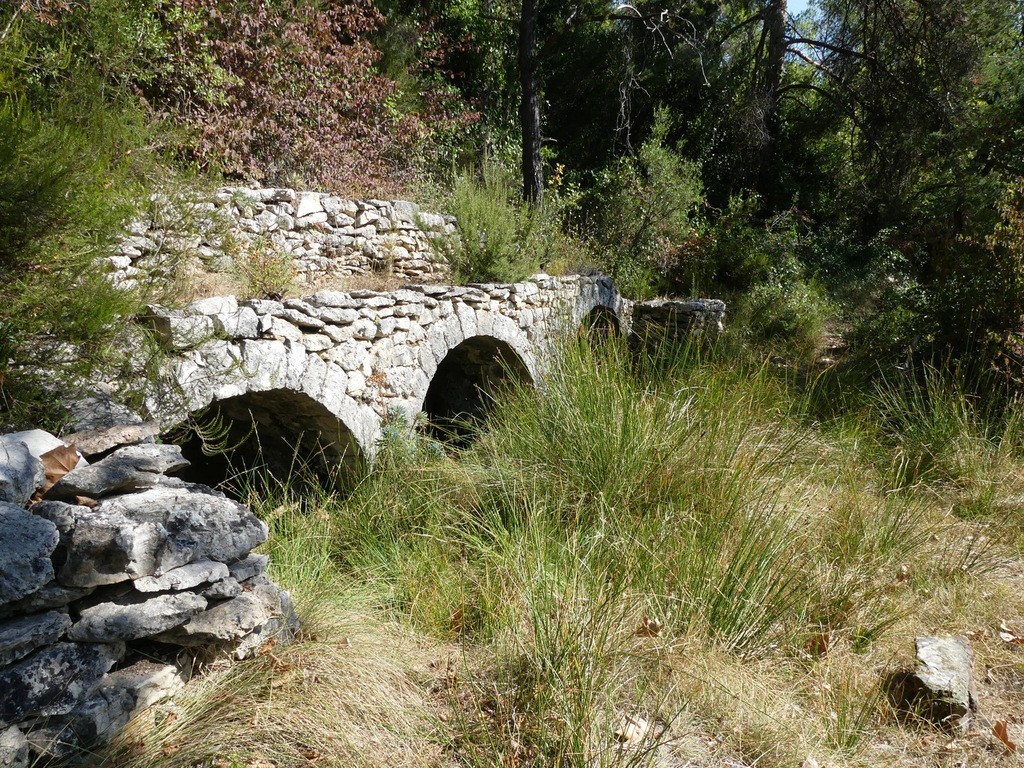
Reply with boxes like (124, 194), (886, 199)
(164, 388), (364, 497)
(422, 335), (533, 445)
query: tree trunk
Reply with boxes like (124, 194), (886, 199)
(519, 0), (544, 205)
(756, 0), (786, 205)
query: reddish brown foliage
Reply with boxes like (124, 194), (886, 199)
(164, 0), (438, 195)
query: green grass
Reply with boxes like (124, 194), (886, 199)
(94, 334), (1024, 768)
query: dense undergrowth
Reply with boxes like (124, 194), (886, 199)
(91, 335), (1024, 768)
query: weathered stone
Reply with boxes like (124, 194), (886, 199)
(200, 576), (241, 600)
(307, 290), (358, 309)
(0, 642), (123, 728)
(58, 485), (267, 587)
(63, 422), (161, 459)
(0, 438), (44, 506)
(212, 307), (260, 339)
(890, 635), (976, 729)
(227, 553), (268, 582)
(26, 660), (185, 757)
(0, 504), (58, 605)
(295, 191), (324, 218)
(69, 591), (207, 642)
(69, 394), (146, 434)
(46, 444), (190, 501)
(188, 296), (238, 315)
(144, 307), (215, 349)
(133, 559), (229, 593)
(2, 431), (86, 470)
(155, 583), (296, 659)
(0, 584), (94, 620)
(274, 307), (325, 330)
(0, 726), (28, 768)
(0, 611), (71, 667)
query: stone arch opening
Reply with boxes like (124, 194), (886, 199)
(583, 305), (621, 338)
(165, 388), (362, 493)
(422, 335), (533, 441)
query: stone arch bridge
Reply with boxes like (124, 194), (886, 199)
(143, 274), (722, 469)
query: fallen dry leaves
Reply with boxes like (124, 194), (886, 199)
(636, 616), (663, 637)
(993, 720), (1018, 754)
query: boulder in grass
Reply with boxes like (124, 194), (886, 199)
(889, 635), (976, 730)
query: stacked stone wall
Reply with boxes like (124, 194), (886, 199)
(0, 428), (296, 766)
(109, 186), (456, 291)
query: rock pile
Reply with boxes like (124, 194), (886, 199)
(110, 186), (456, 290)
(0, 429), (296, 766)
(629, 299), (726, 349)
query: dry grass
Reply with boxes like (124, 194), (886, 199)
(92, 342), (1024, 768)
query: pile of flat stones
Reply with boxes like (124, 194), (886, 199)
(0, 427), (296, 766)
(629, 299), (726, 347)
(110, 186), (456, 291)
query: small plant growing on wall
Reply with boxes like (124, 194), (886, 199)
(232, 237), (296, 300)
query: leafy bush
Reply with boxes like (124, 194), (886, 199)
(0, 99), (147, 428)
(587, 109), (702, 298)
(735, 276), (833, 362)
(231, 238), (296, 300)
(435, 163), (544, 283)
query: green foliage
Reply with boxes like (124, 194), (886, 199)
(231, 238), (296, 300)
(435, 163), (546, 283)
(587, 109), (702, 298)
(735, 276), (833, 362)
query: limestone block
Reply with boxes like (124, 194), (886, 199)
(69, 591), (208, 642)
(144, 308), (215, 350)
(0, 641), (124, 728)
(46, 444), (190, 501)
(155, 583), (296, 659)
(0, 725), (28, 768)
(296, 211), (328, 229)
(212, 307), (260, 339)
(898, 636), (976, 727)
(295, 191), (324, 218)
(270, 316), (304, 343)
(200, 577), (241, 600)
(0, 584), (94, 620)
(352, 319), (377, 340)
(133, 559), (229, 593)
(3, 431), (85, 469)
(0, 504), (58, 604)
(316, 307), (359, 325)
(301, 333), (332, 353)
(274, 307), (325, 330)
(258, 188), (295, 204)
(321, 324), (353, 343)
(32, 660), (186, 757)
(227, 554), (268, 582)
(62, 422), (160, 459)
(188, 296), (238, 316)
(0, 611), (71, 667)
(0, 438), (44, 506)
(57, 485), (268, 588)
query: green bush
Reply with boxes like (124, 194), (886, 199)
(735, 276), (833, 361)
(587, 108), (702, 298)
(435, 163), (545, 283)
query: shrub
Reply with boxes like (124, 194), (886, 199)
(231, 238), (296, 300)
(587, 108), (702, 298)
(735, 276), (833, 362)
(435, 163), (544, 283)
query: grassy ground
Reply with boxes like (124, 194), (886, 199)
(94, 337), (1024, 768)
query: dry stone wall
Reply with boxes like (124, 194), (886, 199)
(109, 186), (455, 291)
(0, 429), (296, 767)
